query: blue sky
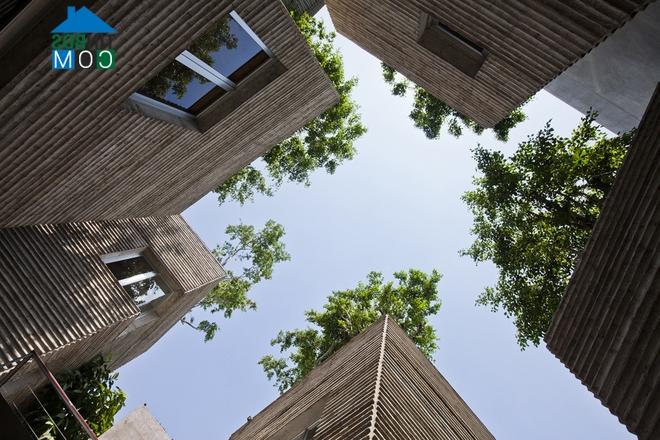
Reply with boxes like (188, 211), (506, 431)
(116, 8), (634, 440)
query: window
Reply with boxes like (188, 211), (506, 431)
(102, 250), (168, 307)
(418, 14), (488, 78)
(293, 426), (317, 440)
(133, 11), (274, 119)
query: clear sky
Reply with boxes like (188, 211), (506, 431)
(116, 8), (634, 440)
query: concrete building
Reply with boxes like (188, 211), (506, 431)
(0, 0), (338, 410)
(230, 316), (494, 440)
(286, 0), (326, 16)
(0, 0), (337, 227)
(100, 406), (172, 440)
(323, 0), (653, 128)
(546, 1), (660, 133)
(0, 215), (224, 406)
(545, 84), (660, 440)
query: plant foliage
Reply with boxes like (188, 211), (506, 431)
(382, 63), (526, 142)
(215, 11), (366, 205)
(182, 220), (290, 341)
(25, 356), (126, 440)
(462, 113), (632, 347)
(259, 269), (442, 393)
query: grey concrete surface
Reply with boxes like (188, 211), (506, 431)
(545, 1), (660, 133)
(100, 406), (172, 440)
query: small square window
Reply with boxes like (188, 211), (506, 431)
(292, 425), (317, 440)
(418, 14), (488, 78)
(136, 11), (272, 117)
(103, 252), (168, 307)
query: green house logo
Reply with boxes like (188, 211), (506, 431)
(51, 6), (117, 70)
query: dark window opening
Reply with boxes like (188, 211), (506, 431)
(302, 426), (317, 440)
(418, 14), (488, 78)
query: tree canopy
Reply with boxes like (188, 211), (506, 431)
(381, 63), (526, 142)
(214, 11), (366, 206)
(182, 220), (290, 341)
(259, 269), (442, 393)
(25, 356), (126, 440)
(462, 112), (632, 347)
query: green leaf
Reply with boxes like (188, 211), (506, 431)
(462, 112), (631, 347)
(260, 269), (442, 393)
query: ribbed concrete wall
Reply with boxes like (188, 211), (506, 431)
(285, 0), (326, 15)
(0, 0), (337, 227)
(230, 318), (382, 439)
(326, 0), (653, 128)
(375, 322), (494, 439)
(0, 215), (224, 405)
(545, 84), (660, 440)
(230, 316), (493, 439)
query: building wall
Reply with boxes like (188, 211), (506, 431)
(285, 0), (326, 15)
(230, 316), (493, 439)
(545, 84), (660, 440)
(0, 215), (224, 404)
(100, 406), (172, 440)
(546, 1), (660, 133)
(325, 0), (652, 128)
(230, 317), (383, 439)
(375, 322), (494, 439)
(0, 0), (338, 227)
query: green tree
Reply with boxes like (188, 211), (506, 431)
(259, 269), (442, 393)
(25, 356), (126, 440)
(462, 112), (632, 348)
(382, 63), (526, 142)
(215, 11), (366, 205)
(182, 220), (291, 341)
(139, 17), (237, 100)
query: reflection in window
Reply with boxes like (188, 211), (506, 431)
(137, 11), (271, 115)
(105, 254), (167, 307)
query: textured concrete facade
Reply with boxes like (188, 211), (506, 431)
(230, 316), (494, 440)
(546, 1), (660, 133)
(0, 0), (337, 227)
(0, 215), (224, 405)
(100, 406), (172, 440)
(545, 84), (660, 439)
(325, 0), (653, 128)
(285, 0), (326, 15)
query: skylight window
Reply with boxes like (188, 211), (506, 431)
(137, 11), (272, 115)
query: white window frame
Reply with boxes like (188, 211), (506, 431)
(117, 271), (157, 287)
(101, 249), (158, 289)
(139, 10), (272, 104)
(229, 10), (273, 57)
(101, 249), (143, 264)
(176, 50), (237, 90)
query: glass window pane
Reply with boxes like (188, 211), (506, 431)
(137, 61), (223, 112)
(106, 256), (153, 282)
(188, 14), (267, 81)
(123, 277), (166, 306)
